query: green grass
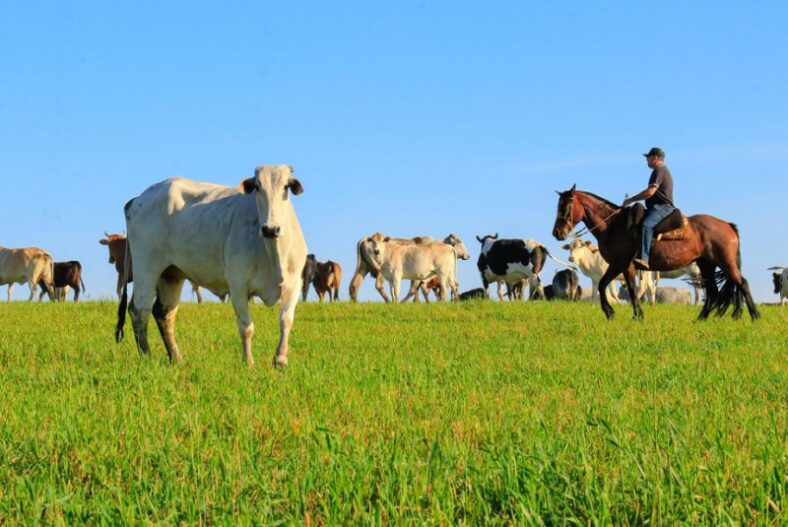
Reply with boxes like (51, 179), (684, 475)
(0, 300), (786, 525)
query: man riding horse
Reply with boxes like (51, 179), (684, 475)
(622, 147), (674, 270)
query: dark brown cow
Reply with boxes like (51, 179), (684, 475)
(99, 232), (215, 302)
(38, 261), (85, 302)
(301, 254), (318, 301)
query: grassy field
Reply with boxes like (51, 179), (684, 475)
(0, 300), (786, 525)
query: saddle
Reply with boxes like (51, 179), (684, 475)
(626, 204), (690, 242)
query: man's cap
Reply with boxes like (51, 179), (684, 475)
(643, 147), (665, 159)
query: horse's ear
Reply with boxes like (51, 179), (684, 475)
(555, 190), (561, 195)
(570, 184), (576, 193)
(493, 233), (499, 239)
(476, 235), (483, 242)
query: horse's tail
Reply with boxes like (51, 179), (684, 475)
(710, 222), (743, 317)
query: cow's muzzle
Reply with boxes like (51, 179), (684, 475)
(261, 225), (281, 238)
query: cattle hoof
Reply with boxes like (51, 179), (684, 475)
(272, 356), (288, 369)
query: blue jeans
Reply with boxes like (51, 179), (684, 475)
(641, 204), (675, 261)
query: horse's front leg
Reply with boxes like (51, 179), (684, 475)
(598, 267), (621, 320)
(623, 265), (643, 319)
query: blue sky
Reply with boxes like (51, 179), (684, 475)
(2, 1), (786, 303)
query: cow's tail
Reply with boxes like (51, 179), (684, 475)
(115, 238), (132, 343)
(357, 237), (380, 278)
(543, 247), (577, 271)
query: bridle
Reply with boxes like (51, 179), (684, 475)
(560, 192), (621, 239)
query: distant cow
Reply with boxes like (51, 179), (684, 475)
(116, 165), (307, 367)
(349, 235), (434, 302)
(401, 234), (470, 302)
(476, 234), (553, 298)
(652, 263), (703, 305)
(562, 238), (657, 304)
(619, 285), (692, 304)
(101, 232), (217, 303)
(0, 246), (55, 301)
(365, 233), (469, 302)
(37, 260), (85, 302)
(477, 235), (574, 301)
(302, 254), (342, 302)
(552, 269), (581, 300)
(315, 260), (341, 301)
(302, 254), (318, 301)
(769, 266), (787, 305)
(459, 287), (487, 301)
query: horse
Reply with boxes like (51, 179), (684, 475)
(552, 185), (760, 321)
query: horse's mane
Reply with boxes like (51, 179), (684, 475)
(577, 190), (621, 210)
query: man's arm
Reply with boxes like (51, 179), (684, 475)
(623, 186), (657, 207)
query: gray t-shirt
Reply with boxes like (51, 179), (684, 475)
(646, 165), (674, 207)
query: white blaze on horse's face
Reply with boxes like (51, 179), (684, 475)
(243, 165), (302, 239)
(553, 190), (576, 241)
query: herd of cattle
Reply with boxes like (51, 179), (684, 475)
(0, 166), (785, 366)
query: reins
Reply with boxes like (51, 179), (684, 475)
(568, 196), (622, 239)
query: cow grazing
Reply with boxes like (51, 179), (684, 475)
(115, 165), (307, 367)
(459, 287), (487, 301)
(0, 246), (55, 301)
(769, 266), (787, 305)
(37, 260), (85, 302)
(349, 235), (434, 302)
(101, 232), (218, 303)
(552, 269), (582, 300)
(365, 233), (469, 303)
(561, 238), (655, 304)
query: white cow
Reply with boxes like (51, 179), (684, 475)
(349, 235), (433, 302)
(366, 233), (467, 302)
(656, 287), (693, 304)
(652, 263), (703, 305)
(769, 266), (788, 305)
(400, 234), (471, 302)
(0, 246), (55, 301)
(116, 165), (307, 367)
(562, 238), (655, 304)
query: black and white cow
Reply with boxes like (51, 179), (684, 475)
(476, 234), (547, 296)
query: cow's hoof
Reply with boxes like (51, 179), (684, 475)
(272, 356), (288, 369)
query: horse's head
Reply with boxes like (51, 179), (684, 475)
(552, 184), (581, 240)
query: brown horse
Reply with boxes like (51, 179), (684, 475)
(552, 185), (760, 321)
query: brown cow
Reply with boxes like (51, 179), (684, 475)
(313, 260), (342, 302)
(302, 254), (341, 302)
(38, 260), (86, 302)
(99, 232), (217, 302)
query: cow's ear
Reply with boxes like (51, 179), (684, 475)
(287, 178), (304, 196)
(99, 239), (109, 245)
(584, 241), (592, 247)
(383, 236), (390, 242)
(561, 243), (569, 250)
(241, 178), (257, 194)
